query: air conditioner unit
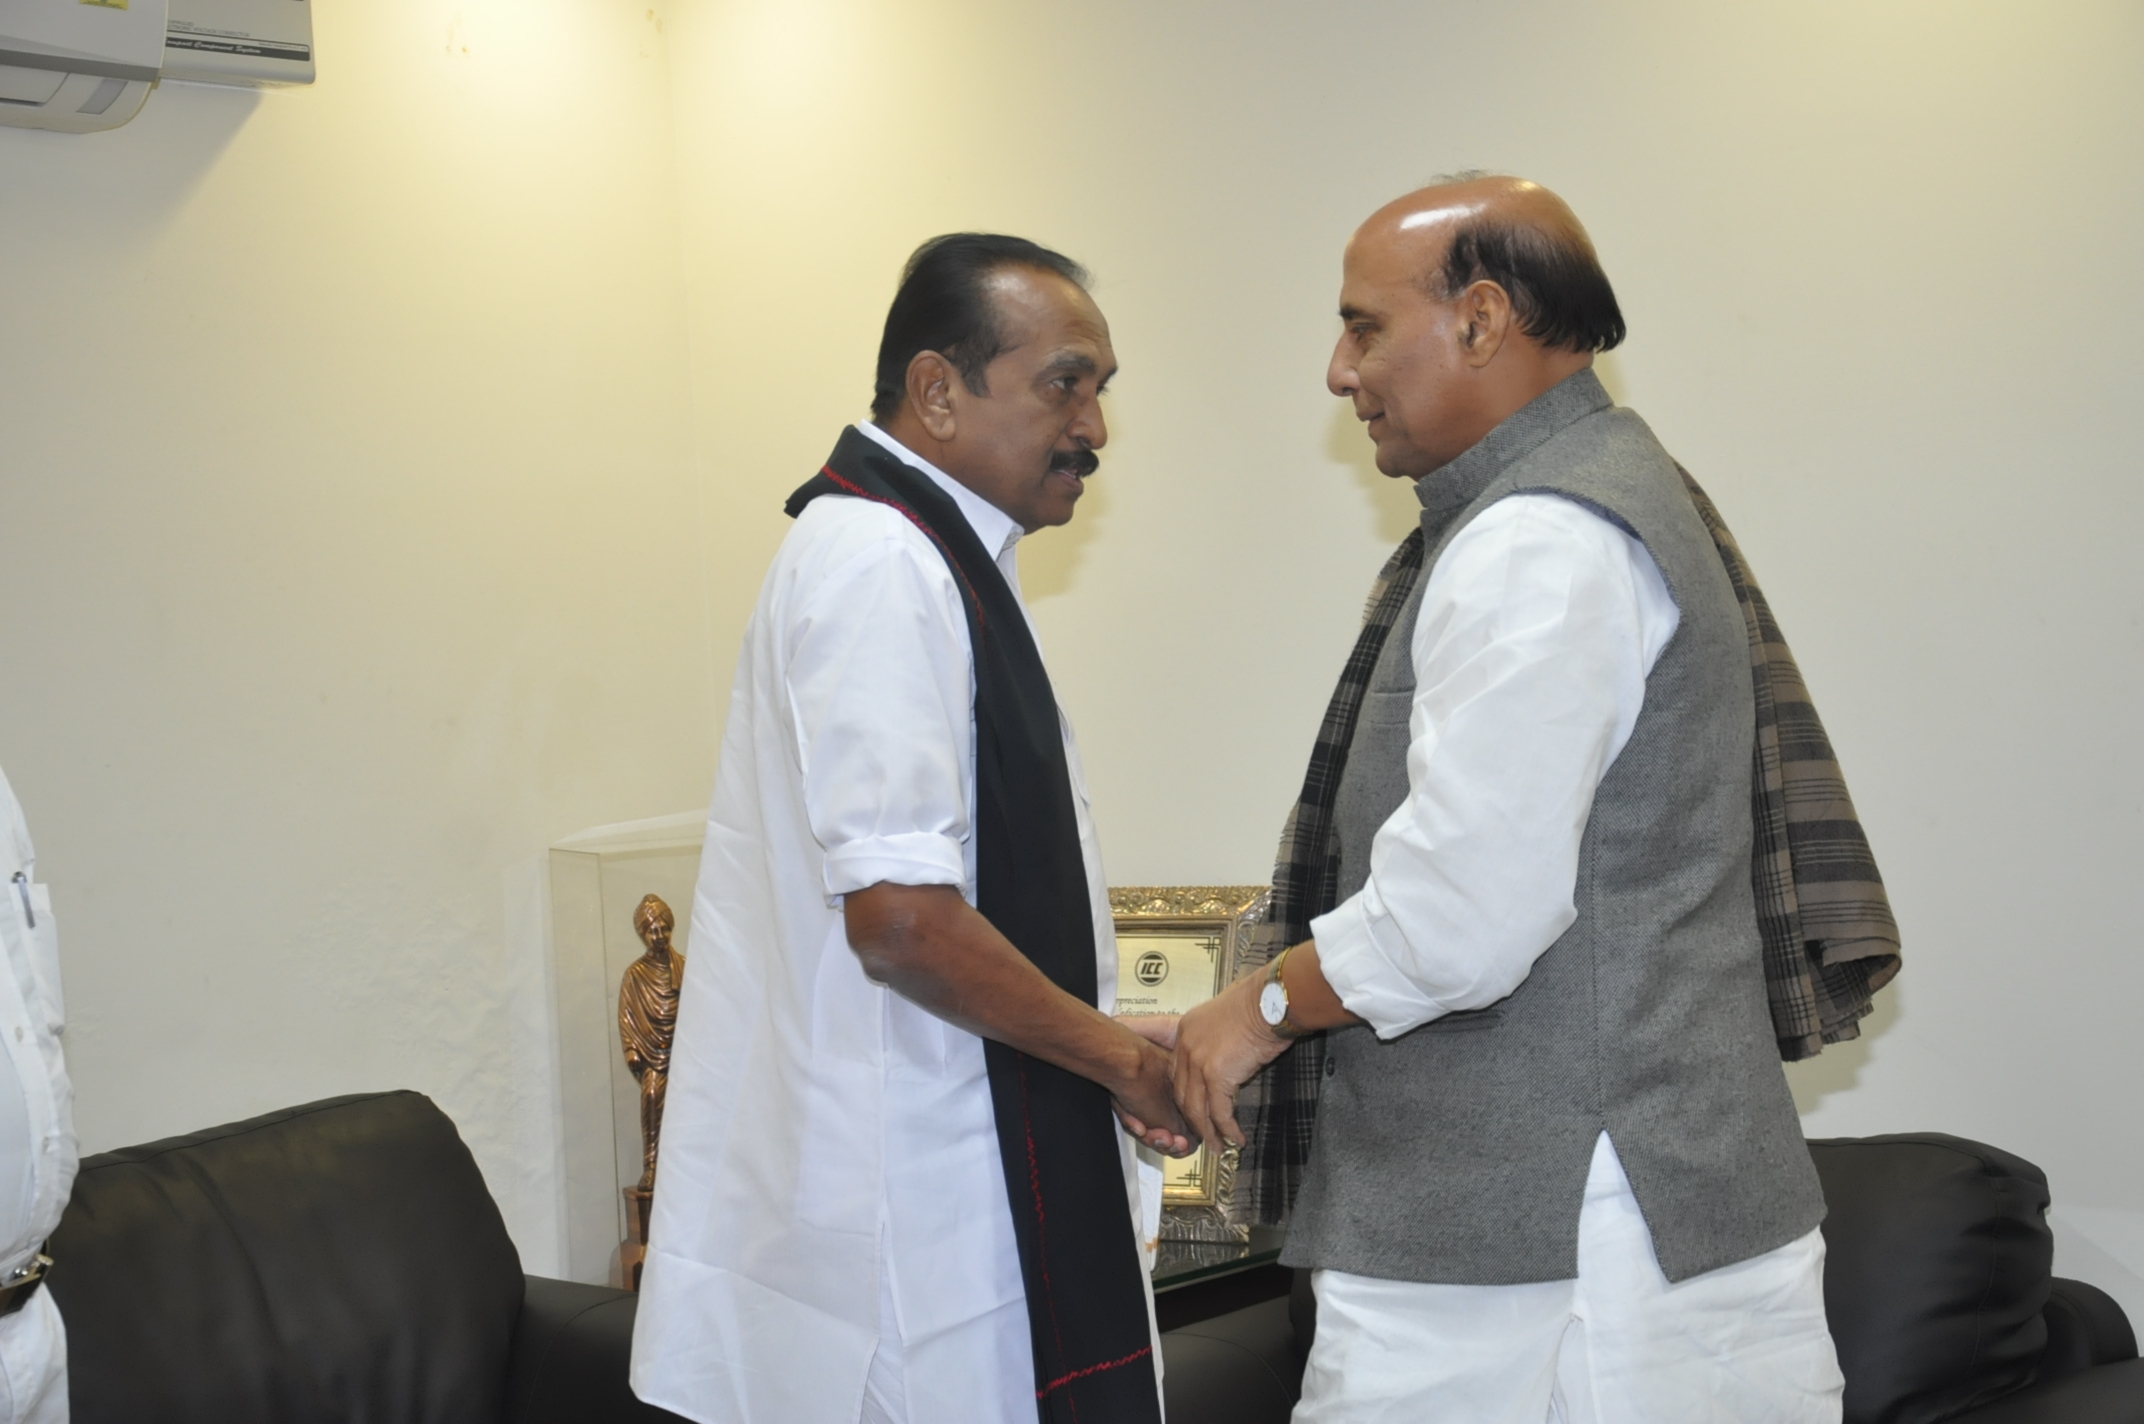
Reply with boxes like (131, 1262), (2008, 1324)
(163, 0), (312, 88)
(0, 0), (309, 134)
(0, 0), (167, 134)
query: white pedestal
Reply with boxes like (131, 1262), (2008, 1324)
(549, 811), (705, 1285)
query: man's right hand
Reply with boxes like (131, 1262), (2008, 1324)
(845, 882), (1198, 1158)
(1110, 1035), (1198, 1158)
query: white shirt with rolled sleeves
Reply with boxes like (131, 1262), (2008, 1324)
(631, 422), (1161, 1424)
(1294, 493), (1842, 1424)
(0, 767), (75, 1424)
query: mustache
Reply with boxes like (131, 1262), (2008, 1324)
(1049, 446), (1100, 479)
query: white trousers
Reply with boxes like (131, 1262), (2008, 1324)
(1294, 1134), (1843, 1424)
(0, 1290), (66, 1424)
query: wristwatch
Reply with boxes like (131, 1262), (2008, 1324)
(1258, 947), (1309, 1039)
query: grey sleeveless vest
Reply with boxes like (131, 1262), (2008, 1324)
(1281, 370), (1824, 1286)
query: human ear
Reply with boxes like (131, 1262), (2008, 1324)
(1458, 281), (1513, 369)
(907, 352), (958, 441)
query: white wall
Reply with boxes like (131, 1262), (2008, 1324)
(0, 1), (714, 1273)
(2, 0), (2139, 1311)
(664, 0), (2144, 1311)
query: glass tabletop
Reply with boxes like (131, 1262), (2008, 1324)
(1152, 1225), (1286, 1290)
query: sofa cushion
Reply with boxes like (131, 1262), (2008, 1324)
(1811, 1134), (2053, 1424)
(49, 1091), (525, 1424)
(507, 1277), (688, 1424)
(1943, 1358), (2144, 1424)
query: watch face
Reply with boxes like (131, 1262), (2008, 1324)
(1259, 980), (1288, 1026)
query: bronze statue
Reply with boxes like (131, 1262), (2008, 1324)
(618, 893), (685, 1288)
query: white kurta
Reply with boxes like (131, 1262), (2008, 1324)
(0, 768), (76, 1424)
(632, 425), (1160, 1424)
(1300, 494), (1840, 1422)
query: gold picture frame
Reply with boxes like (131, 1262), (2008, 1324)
(1111, 884), (1270, 1244)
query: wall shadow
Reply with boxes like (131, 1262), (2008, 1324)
(1785, 982), (1901, 1115)
(1324, 402), (1419, 545)
(1018, 458), (1107, 605)
(0, 79), (261, 257)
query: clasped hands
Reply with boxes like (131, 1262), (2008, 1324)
(1111, 966), (1298, 1158)
(838, 881), (1309, 1162)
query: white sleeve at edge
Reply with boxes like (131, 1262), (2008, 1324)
(786, 531), (975, 902)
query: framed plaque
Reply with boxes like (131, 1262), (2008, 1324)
(1110, 884), (1270, 1244)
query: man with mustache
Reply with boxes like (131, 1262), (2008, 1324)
(1173, 177), (1851, 1421)
(633, 234), (1189, 1424)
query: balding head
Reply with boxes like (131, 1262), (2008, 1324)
(1328, 175), (1622, 479)
(1358, 175), (1624, 354)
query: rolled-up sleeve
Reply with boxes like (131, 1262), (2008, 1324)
(1311, 494), (1680, 1039)
(785, 527), (976, 902)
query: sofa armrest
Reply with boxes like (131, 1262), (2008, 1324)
(1943, 1358), (2144, 1424)
(2040, 1277), (2140, 1384)
(507, 1276), (687, 1424)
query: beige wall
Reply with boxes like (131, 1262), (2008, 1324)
(0, 1), (713, 1272)
(3, 0), (2140, 1301)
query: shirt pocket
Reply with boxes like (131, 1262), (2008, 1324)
(1420, 1008), (1503, 1033)
(21, 884), (59, 1036)
(0, 891), (44, 1045)
(1361, 688), (1415, 726)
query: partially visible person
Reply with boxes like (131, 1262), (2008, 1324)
(632, 234), (1186, 1424)
(0, 767), (75, 1424)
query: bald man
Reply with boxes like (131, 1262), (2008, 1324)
(1173, 177), (1844, 1421)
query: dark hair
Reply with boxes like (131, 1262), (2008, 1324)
(1430, 210), (1626, 354)
(871, 234), (1090, 423)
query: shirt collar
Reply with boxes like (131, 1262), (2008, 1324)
(856, 421), (1024, 563)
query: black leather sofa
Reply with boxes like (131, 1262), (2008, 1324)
(1159, 1134), (2144, 1424)
(47, 1093), (2144, 1424)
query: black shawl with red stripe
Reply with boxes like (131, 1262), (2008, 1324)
(786, 426), (1160, 1424)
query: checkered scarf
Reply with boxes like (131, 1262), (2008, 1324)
(1678, 467), (1902, 1059)
(1232, 529), (1424, 1225)
(1233, 479), (1901, 1225)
